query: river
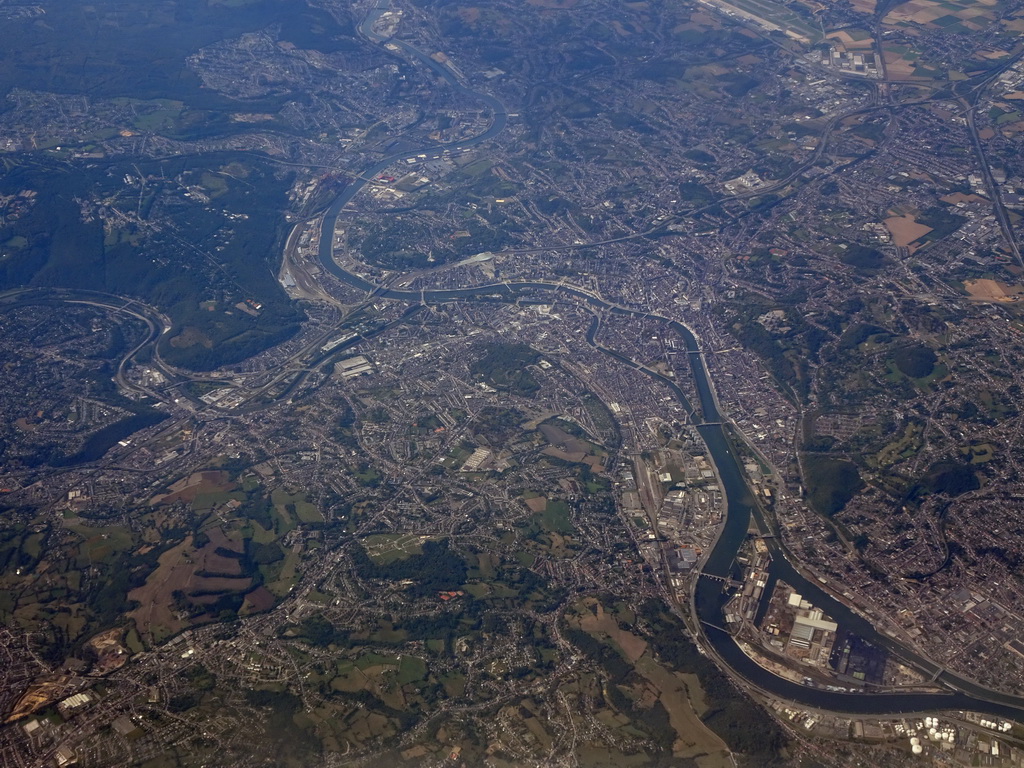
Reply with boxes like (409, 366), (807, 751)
(311, 6), (1024, 720)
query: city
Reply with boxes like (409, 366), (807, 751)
(2, 0), (1024, 765)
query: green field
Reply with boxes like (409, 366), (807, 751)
(397, 655), (428, 684)
(538, 500), (574, 534)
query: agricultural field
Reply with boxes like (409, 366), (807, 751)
(964, 278), (1024, 302)
(884, 214), (934, 248)
(884, 0), (1003, 33)
(0, 461), (325, 663)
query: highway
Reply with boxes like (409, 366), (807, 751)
(10, 0), (1024, 727)
(304, 6), (1024, 720)
(960, 50), (1024, 267)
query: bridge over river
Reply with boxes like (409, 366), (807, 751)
(303, 1), (1024, 721)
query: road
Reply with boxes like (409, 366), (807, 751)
(10, 0), (1024, 728)
(961, 50), (1024, 266)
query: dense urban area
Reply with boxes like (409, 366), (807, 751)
(2, 0), (1024, 765)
